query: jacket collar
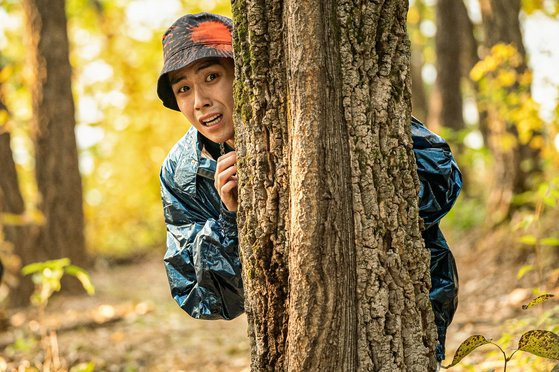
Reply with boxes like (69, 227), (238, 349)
(173, 127), (217, 197)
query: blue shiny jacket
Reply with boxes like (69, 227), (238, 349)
(160, 117), (462, 360)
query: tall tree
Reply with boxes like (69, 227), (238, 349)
(410, 0), (429, 122)
(457, 0), (490, 144)
(479, 0), (540, 222)
(0, 80), (35, 305)
(233, 0), (437, 370)
(434, 0), (465, 133)
(23, 0), (87, 270)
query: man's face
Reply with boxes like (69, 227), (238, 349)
(169, 57), (235, 145)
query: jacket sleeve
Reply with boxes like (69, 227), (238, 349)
(161, 170), (244, 320)
(411, 118), (463, 229)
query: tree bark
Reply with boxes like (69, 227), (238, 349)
(479, 0), (540, 223)
(23, 0), (88, 273)
(233, 0), (437, 370)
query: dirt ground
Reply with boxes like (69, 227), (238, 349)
(1, 228), (557, 371)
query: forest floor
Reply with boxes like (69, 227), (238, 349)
(1, 227), (558, 371)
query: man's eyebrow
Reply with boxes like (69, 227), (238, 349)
(169, 73), (185, 86)
(196, 60), (219, 73)
(168, 60), (220, 86)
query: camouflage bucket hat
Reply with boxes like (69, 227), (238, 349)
(157, 13), (234, 111)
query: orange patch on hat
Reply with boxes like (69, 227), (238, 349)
(191, 21), (232, 52)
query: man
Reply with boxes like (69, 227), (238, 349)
(157, 13), (462, 363)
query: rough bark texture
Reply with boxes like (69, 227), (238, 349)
(284, 1), (358, 370)
(232, 0), (290, 368)
(23, 0), (88, 271)
(479, 0), (540, 223)
(233, 0), (437, 370)
(0, 92), (35, 305)
(434, 0), (464, 132)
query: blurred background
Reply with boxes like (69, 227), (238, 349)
(0, 0), (558, 370)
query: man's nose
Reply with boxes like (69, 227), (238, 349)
(194, 87), (211, 110)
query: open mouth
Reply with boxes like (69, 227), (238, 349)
(201, 114), (222, 127)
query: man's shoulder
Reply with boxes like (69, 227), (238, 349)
(160, 127), (201, 193)
(162, 127), (198, 172)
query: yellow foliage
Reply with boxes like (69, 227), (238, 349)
(492, 43), (518, 61)
(0, 110), (9, 127)
(520, 70), (533, 86)
(499, 132), (518, 151)
(0, 64), (14, 83)
(407, 7), (420, 25)
(496, 70), (517, 88)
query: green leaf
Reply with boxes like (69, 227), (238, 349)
(544, 196), (557, 208)
(551, 363), (559, 372)
(522, 294), (555, 310)
(541, 237), (559, 247)
(518, 235), (537, 245)
(22, 262), (47, 276)
(22, 258), (71, 275)
(64, 265), (95, 295)
(527, 294), (554, 309)
(443, 335), (491, 368)
(517, 265), (535, 280)
(70, 362), (95, 372)
(518, 330), (559, 360)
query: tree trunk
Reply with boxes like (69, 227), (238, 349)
(0, 83), (36, 306)
(233, 0), (437, 370)
(411, 48), (428, 122)
(479, 0), (540, 223)
(458, 0), (491, 144)
(23, 0), (88, 274)
(410, 0), (429, 122)
(435, 0), (465, 133)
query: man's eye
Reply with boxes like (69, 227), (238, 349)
(206, 73), (218, 82)
(178, 85), (190, 93)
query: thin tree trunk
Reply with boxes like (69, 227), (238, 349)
(458, 0), (490, 144)
(0, 85), (35, 306)
(23, 0), (88, 275)
(479, 0), (540, 223)
(410, 0), (429, 122)
(411, 48), (428, 122)
(233, 0), (437, 370)
(435, 0), (465, 133)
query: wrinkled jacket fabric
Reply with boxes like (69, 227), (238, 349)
(161, 117), (462, 360)
(411, 117), (462, 360)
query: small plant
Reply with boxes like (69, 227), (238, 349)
(20, 258), (95, 371)
(444, 294), (559, 370)
(22, 258), (95, 308)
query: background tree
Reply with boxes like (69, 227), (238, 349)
(409, 0), (429, 122)
(434, 0), (465, 135)
(0, 76), (35, 305)
(477, 0), (541, 223)
(23, 0), (87, 275)
(233, 0), (437, 370)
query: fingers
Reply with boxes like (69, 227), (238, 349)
(217, 164), (237, 184)
(214, 150), (238, 211)
(220, 179), (238, 212)
(216, 151), (236, 174)
(221, 178), (238, 199)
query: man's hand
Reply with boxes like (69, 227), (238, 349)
(215, 151), (238, 212)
